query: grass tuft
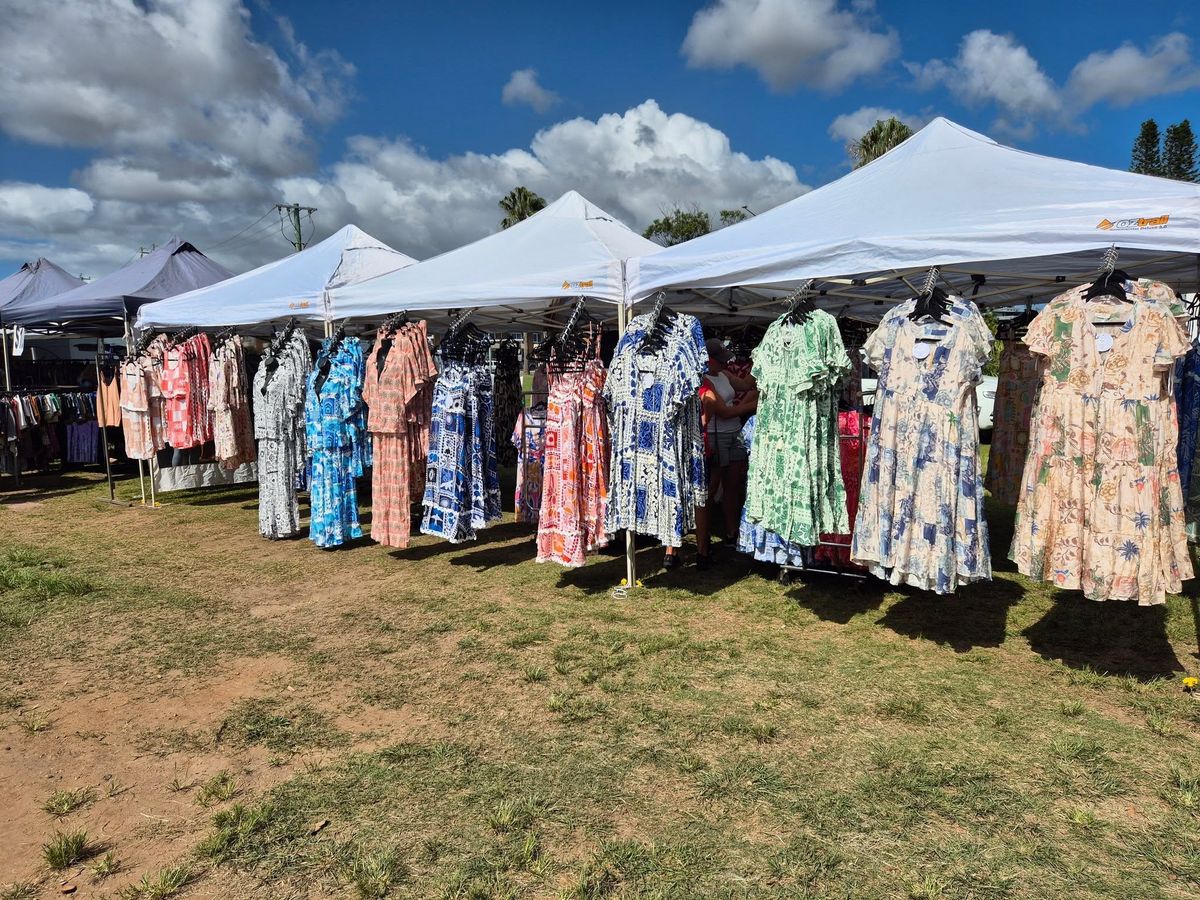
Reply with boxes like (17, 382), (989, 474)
(42, 829), (92, 869)
(91, 850), (121, 878)
(118, 865), (191, 900)
(42, 786), (96, 818)
(522, 665), (547, 683)
(195, 771), (239, 807)
(17, 713), (50, 735)
(218, 697), (346, 754)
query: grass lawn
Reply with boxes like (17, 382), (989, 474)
(2, 467), (1200, 899)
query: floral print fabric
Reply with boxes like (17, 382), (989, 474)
(536, 360), (609, 567)
(421, 360), (502, 543)
(1010, 280), (1193, 604)
(851, 296), (993, 593)
(812, 410), (869, 568)
(253, 329), (311, 539)
(159, 333), (213, 450)
(744, 310), (849, 546)
(363, 322), (437, 548)
(208, 336), (256, 470)
(985, 341), (1043, 506)
(603, 311), (707, 548)
(305, 336), (370, 549)
(737, 415), (808, 566)
(119, 336), (167, 460)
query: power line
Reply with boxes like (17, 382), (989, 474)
(275, 202), (317, 252)
(207, 208), (278, 251)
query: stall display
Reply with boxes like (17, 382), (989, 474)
(985, 340), (1043, 506)
(1010, 278), (1193, 604)
(363, 316), (437, 549)
(743, 305), (850, 547)
(306, 332), (370, 549)
(1, 390), (95, 472)
(851, 290), (993, 593)
(209, 333), (256, 470)
(253, 323), (312, 539)
(421, 319), (502, 543)
(536, 322), (610, 568)
(159, 330), (214, 451)
(120, 335), (167, 460)
(604, 302), (707, 548)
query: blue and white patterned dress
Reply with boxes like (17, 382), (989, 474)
(305, 337), (370, 548)
(603, 312), (707, 548)
(421, 360), (501, 542)
(851, 297), (993, 593)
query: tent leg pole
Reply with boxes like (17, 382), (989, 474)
(149, 455), (157, 508)
(137, 459), (146, 505)
(1, 325), (11, 392)
(615, 278), (637, 593)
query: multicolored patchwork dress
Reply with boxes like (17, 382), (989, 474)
(851, 296), (993, 593)
(985, 340), (1043, 506)
(1010, 280), (1193, 604)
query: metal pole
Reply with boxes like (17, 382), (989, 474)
(617, 263), (637, 591)
(95, 343), (115, 502)
(1, 323), (11, 392)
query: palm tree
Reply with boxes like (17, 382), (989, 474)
(499, 187), (547, 229)
(848, 117), (914, 169)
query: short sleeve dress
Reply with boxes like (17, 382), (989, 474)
(851, 296), (993, 592)
(1010, 280), (1193, 604)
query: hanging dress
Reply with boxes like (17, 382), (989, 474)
(851, 296), (993, 593)
(1010, 281), (1193, 604)
(743, 310), (850, 546)
(253, 330), (312, 539)
(493, 357), (523, 468)
(536, 356), (609, 567)
(421, 358), (502, 542)
(985, 340), (1043, 506)
(737, 415), (808, 566)
(305, 337), (370, 549)
(603, 312), (707, 548)
(363, 322), (437, 549)
(209, 336), (256, 469)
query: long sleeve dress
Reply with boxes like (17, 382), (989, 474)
(253, 330), (312, 539)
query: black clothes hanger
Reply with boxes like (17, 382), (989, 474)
(780, 279), (817, 326)
(1084, 246), (1133, 303)
(375, 311), (411, 374)
(907, 268), (953, 325)
(637, 291), (677, 355)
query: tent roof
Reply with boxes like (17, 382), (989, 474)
(627, 117), (1200, 320)
(4, 237), (233, 328)
(136, 224), (417, 330)
(327, 190), (662, 328)
(0, 258), (83, 313)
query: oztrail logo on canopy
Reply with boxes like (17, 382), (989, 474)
(1096, 215), (1170, 231)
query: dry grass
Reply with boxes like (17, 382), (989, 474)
(2, 470), (1200, 897)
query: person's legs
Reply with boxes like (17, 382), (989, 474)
(723, 459), (748, 540)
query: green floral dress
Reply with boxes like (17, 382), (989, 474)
(743, 310), (850, 545)
(1010, 280), (1193, 605)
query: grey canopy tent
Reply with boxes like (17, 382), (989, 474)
(3, 237), (232, 333)
(0, 258), (83, 318)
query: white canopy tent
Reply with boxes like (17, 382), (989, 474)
(136, 224), (417, 331)
(3, 238), (233, 332)
(0, 258), (83, 319)
(627, 118), (1200, 323)
(327, 191), (663, 331)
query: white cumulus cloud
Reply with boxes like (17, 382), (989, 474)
(1066, 33), (1200, 108)
(0, 183), (94, 231)
(682, 0), (899, 91)
(501, 69), (560, 113)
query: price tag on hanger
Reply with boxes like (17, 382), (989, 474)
(1096, 333), (1114, 353)
(913, 342), (931, 360)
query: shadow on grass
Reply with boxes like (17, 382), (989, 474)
(877, 578), (1024, 652)
(0, 471), (107, 501)
(390, 520), (533, 564)
(791, 575), (887, 623)
(1024, 593), (1184, 681)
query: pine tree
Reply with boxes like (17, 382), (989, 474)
(1130, 119), (1164, 176)
(1163, 120), (1199, 183)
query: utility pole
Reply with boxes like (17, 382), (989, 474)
(275, 202), (317, 253)
(137, 243), (156, 258)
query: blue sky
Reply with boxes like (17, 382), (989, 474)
(0, 0), (1197, 276)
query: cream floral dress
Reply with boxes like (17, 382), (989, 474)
(1009, 280), (1193, 605)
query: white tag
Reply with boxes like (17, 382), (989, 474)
(913, 342), (931, 360)
(11, 326), (24, 356)
(1096, 332), (1114, 353)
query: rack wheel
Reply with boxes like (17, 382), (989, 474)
(778, 568), (793, 586)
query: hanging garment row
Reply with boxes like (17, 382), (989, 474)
(253, 323), (312, 540)
(1, 390), (99, 472)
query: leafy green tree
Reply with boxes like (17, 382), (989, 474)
(719, 208), (749, 227)
(849, 117), (914, 169)
(1164, 120), (1199, 182)
(1130, 119), (1164, 176)
(643, 206), (712, 246)
(498, 187), (547, 229)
